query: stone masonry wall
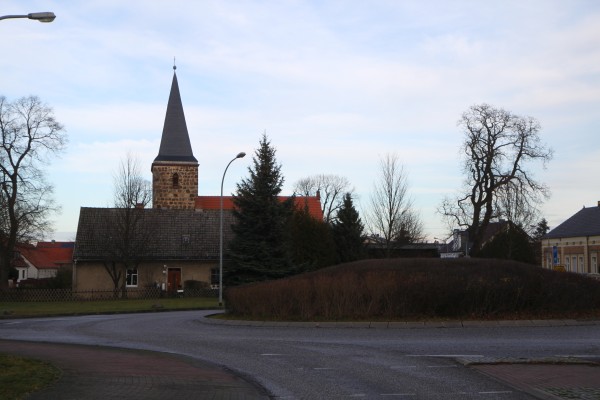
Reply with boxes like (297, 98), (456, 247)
(152, 163), (198, 209)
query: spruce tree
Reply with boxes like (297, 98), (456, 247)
(226, 134), (293, 285)
(332, 193), (365, 263)
(287, 205), (336, 272)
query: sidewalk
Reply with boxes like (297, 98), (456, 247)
(466, 359), (600, 400)
(0, 340), (270, 400)
(2, 338), (599, 400)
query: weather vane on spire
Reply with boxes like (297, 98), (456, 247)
(173, 56), (176, 71)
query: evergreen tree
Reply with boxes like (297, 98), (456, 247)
(226, 134), (294, 285)
(477, 223), (536, 264)
(287, 205), (336, 272)
(332, 193), (365, 263)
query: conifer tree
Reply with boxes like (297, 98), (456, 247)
(287, 205), (336, 272)
(226, 134), (294, 285)
(332, 193), (365, 263)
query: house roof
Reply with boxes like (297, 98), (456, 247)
(544, 205), (600, 239)
(74, 207), (235, 261)
(15, 241), (74, 269)
(195, 195), (324, 220)
(153, 70), (197, 164)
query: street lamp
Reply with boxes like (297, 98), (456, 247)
(0, 12), (56, 22)
(219, 151), (246, 306)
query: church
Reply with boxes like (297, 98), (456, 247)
(72, 68), (322, 294)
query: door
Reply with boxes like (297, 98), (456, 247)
(167, 268), (182, 294)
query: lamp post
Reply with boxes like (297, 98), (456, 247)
(219, 152), (246, 306)
(0, 12), (56, 22)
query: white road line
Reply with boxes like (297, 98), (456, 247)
(556, 354), (600, 358)
(426, 365), (458, 368)
(260, 353), (285, 356)
(380, 393), (417, 397)
(390, 365), (417, 369)
(406, 354), (484, 358)
(479, 391), (513, 395)
(313, 367), (334, 370)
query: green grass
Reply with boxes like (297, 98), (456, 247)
(0, 354), (61, 400)
(0, 297), (220, 318)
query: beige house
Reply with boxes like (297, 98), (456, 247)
(73, 68), (321, 294)
(541, 202), (600, 275)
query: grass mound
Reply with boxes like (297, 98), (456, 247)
(225, 258), (600, 321)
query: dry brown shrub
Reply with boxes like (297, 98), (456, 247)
(224, 258), (600, 320)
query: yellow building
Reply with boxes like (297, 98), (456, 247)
(541, 202), (600, 275)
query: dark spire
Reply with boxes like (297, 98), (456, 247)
(153, 69), (198, 163)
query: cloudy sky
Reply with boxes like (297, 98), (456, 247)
(2, 0), (599, 242)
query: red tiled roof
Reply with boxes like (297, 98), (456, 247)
(16, 241), (74, 269)
(195, 195), (323, 220)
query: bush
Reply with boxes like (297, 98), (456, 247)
(224, 258), (600, 321)
(184, 280), (209, 290)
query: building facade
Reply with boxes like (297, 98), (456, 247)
(73, 68), (322, 293)
(541, 202), (600, 275)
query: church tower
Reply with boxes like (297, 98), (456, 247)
(151, 67), (198, 209)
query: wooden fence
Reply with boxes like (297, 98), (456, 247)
(0, 287), (218, 302)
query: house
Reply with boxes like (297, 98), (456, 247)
(13, 241), (74, 284)
(541, 202), (600, 275)
(439, 220), (531, 259)
(73, 67), (322, 293)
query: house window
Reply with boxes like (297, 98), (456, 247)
(592, 255), (598, 274)
(172, 173), (179, 188)
(126, 268), (138, 287)
(565, 256), (570, 271)
(579, 256), (585, 273)
(210, 268), (219, 286)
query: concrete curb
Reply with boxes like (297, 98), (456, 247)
(203, 314), (600, 329)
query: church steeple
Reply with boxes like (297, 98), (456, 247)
(151, 66), (199, 210)
(154, 66), (197, 163)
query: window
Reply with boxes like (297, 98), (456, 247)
(126, 268), (138, 287)
(172, 173), (179, 188)
(592, 255), (598, 274)
(565, 256), (570, 271)
(579, 256), (585, 273)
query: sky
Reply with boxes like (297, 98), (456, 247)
(2, 0), (599, 242)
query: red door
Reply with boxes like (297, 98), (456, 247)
(167, 268), (182, 294)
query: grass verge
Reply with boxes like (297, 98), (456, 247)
(1, 297), (220, 318)
(0, 354), (61, 400)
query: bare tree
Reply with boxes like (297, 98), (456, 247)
(113, 153), (152, 208)
(439, 103), (552, 255)
(0, 96), (67, 288)
(293, 174), (352, 223)
(366, 154), (424, 258)
(101, 154), (152, 294)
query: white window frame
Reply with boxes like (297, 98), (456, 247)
(126, 268), (138, 287)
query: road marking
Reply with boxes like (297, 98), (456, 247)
(313, 367), (334, 370)
(479, 391), (513, 395)
(390, 365), (417, 369)
(380, 393), (416, 397)
(1, 321), (22, 325)
(426, 365), (458, 368)
(260, 353), (285, 356)
(406, 354), (484, 358)
(556, 354), (600, 358)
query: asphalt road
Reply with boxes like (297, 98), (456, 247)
(1, 311), (599, 399)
